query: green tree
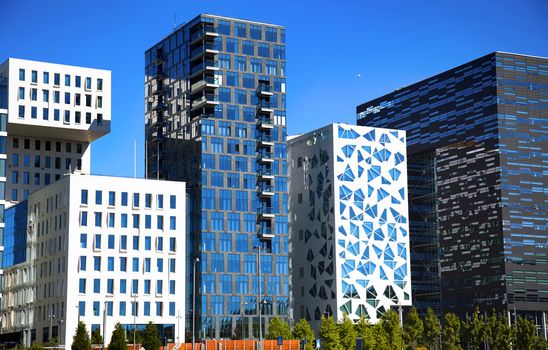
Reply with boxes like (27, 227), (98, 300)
(109, 322), (128, 350)
(463, 308), (484, 350)
(28, 342), (45, 350)
(129, 328), (143, 346)
(484, 310), (497, 348)
(403, 308), (423, 350)
(338, 314), (357, 350)
(516, 317), (536, 350)
(355, 317), (376, 350)
(442, 313), (462, 350)
(319, 316), (343, 350)
(71, 321), (92, 350)
(422, 308), (441, 350)
(266, 317), (293, 340)
(91, 327), (103, 345)
(372, 322), (390, 350)
(292, 318), (315, 350)
(141, 322), (161, 350)
(381, 310), (403, 350)
(532, 336), (548, 350)
(492, 314), (514, 350)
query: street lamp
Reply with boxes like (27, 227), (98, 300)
(48, 313), (55, 343)
(253, 245), (262, 342)
(131, 294), (138, 350)
(57, 319), (64, 347)
(75, 305), (81, 324)
(192, 257), (200, 350)
(177, 311), (183, 344)
(103, 300), (108, 350)
(240, 302), (248, 339)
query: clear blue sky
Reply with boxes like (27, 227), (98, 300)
(1, 0), (547, 177)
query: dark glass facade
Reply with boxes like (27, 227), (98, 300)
(145, 15), (289, 340)
(3, 201), (28, 269)
(356, 52), (548, 323)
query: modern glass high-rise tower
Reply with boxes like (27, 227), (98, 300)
(356, 52), (547, 332)
(145, 15), (289, 340)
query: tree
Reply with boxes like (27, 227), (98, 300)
(109, 322), (128, 350)
(442, 313), (462, 350)
(484, 310), (497, 348)
(293, 318), (315, 350)
(371, 322), (390, 350)
(91, 327), (103, 345)
(141, 322), (161, 350)
(319, 316), (343, 350)
(403, 308), (424, 350)
(28, 342), (45, 350)
(463, 308), (484, 350)
(338, 314), (357, 350)
(516, 317), (536, 350)
(71, 321), (91, 350)
(355, 317), (376, 350)
(266, 317), (292, 340)
(129, 328), (143, 346)
(381, 310), (403, 350)
(422, 308), (441, 350)
(492, 314), (514, 350)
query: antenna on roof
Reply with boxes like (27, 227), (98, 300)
(173, 13), (177, 31)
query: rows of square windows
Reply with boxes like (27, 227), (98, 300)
(12, 138), (84, 153)
(79, 211), (177, 230)
(213, 19), (284, 43)
(79, 233), (177, 252)
(81, 190), (176, 209)
(18, 69), (103, 91)
(77, 300), (176, 317)
(17, 86), (103, 108)
(17, 105), (103, 125)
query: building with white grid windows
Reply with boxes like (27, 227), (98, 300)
(0, 173), (186, 347)
(0, 58), (111, 205)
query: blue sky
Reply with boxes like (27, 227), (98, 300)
(1, 0), (547, 177)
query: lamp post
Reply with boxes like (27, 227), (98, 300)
(253, 245), (262, 343)
(57, 319), (64, 347)
(192, 257), (200, 350)
(103, 301), (107, 350)
(48, 313), (55, 343)
(177, 311), (183, 344)
(75, 305), (81, 324)
(240, 302), (248, 339)
(132, 294), (138, 350)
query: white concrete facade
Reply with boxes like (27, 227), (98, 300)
(289, 123), (411, 329)
(1, 174), (186, 347)
(0, 58), (111, 205)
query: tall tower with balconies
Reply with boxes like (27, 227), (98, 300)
(145, 15), (289, 340)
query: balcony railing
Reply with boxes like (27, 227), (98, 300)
(258, 184), (274, 193)
(256, 134), (273, 143)
(191, 77), (219, 92)
(256, 100), (272, 109)
(191, 43), (218, 59)
(257, 227), (275, 238)
(257, 207), (274, 215)
(257, 84), (273, 94)
(190, 26), (218, 42)
(190, 60), (219, 76)
(191, 94), (219, 110)
(257, 168), (273, 177)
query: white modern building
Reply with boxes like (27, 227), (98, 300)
(0, 173), (186, 347)
(0, 58), (111, 204)
(289, 123), (411, 329)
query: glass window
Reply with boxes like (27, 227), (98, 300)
(75, 75), (81, 87)
(133, 193), (140, 207)
(226, 38), (238, 53)
(85, 77), (92, 90)
(43, 72), (49, 84)
(19, 69), (25, 81)
(218, 20), (230, 35)
(250, 25), (262, 40)
(265, 27), (277, 42)
(95, 190), (102, 205)
(170, 216), (176, 230)
(258, 43), (270, 58)
(170, 195), (176, 208)
(64, 74), (70, 86)
(79, 256), (87, 271)
(79, 278), (86, 293)
(120, 235), (127, 250)
(242, 40), (254, 55)
(235, 22), (247, 37)
(157, 194), (163, 208)
(235, 56), (246, 71)
(54, 73), (60, 85)
(121, 192), (128, 206)
(97, 78), (103, 91)
(80, 233), (87, 248)
(81, 189), (88, 204)
(18, 87), (24, 100)
(133, 214), (139, 228)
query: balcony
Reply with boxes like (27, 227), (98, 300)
(191, 94), (219, 111)
(257, 206), (275, 219)
(256, 116), (274, 130)
(258, 184), (274, 197)
(257, 227), (275, 240)
(257, 83), (273, 97)
(151, 102), (169, 112)
(190, 26), (219, 44)
(256, 100), (274, 113)
(191, 43), (219, 61)
(190, 60), (220, 77)
(256, 134), (274, 147)
(257, 168), (274, 180)
(257, 151), (274, 164)
(191, 77), (219, 93)
(151, 84), (169, 96)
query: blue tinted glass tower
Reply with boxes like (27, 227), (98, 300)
(357, 52), (548, 330)
(145, 15), (289, 340)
